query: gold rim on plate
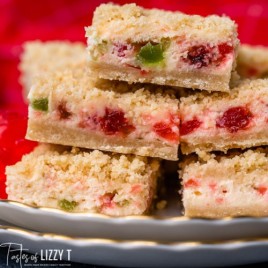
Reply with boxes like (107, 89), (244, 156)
(1, 199), (266, 221)
(2, 224), (268, 245)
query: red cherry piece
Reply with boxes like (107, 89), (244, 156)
(185, 179), (200, 188)
(184, 42), (233, 68)
(186, 45), (212, 68)
(256, 186), (267, 196)
(57, 102), (72, 120)
(99, 108), (135, 136)
(218, 43), (233, 56)
(217, 43), (233, 63)
(100, 193), (116, 209)
(113, 43), (129, 57)
(216, 106), (253, 133)
(180, 118), (202, 136)
(153, 122), (179, 142)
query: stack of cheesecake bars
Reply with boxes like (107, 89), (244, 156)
(6, 3), (268, 218)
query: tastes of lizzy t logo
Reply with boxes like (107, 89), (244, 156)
(0, 243), (72, 267)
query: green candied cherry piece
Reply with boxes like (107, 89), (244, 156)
(31, 98), (48, 112)
(137, 42), (164, 65)
(58, 199), (78, 212)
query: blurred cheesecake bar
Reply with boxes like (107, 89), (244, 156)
(19, 41), (86, 94)
(180, 149), (268, 218)
(85, 3), (239, 92)
(180, 79), (268, 154)
(237, 44), (268, 79)
(26, 71), (180, 160)
(6, 144), (160, 216)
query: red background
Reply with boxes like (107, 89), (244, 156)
(0, 0), (268, 198)
(1, 0), (268, 107)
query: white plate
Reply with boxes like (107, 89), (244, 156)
(0, 224), (268, 267)
(2, 200), (268, 242)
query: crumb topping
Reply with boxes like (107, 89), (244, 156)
(6, 145), (160, 185)
(86, 3), (238, 43)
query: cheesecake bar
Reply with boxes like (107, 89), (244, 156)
(237, 44), (268, 78)
(6, 144), (160, 216)
(180, 79), (268, 154)
(26, 71), (180, 160)
(180, 149), (268, 218)
(19, 41), (86, 94)
(86, 3), (239, 92)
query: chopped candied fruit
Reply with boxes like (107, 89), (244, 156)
(137, 42), (164, 65)
(216, 106), (252, 133)
(31, 98), (48, 112)
(180, 118), (202, 136)
(99, 108), (135, 135)
(58, 199), (78, 211)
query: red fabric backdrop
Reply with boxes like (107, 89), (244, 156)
(0, 0), (268, 198)
(1, 0), (268, 107)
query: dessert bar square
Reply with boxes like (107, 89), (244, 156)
(237, 44), (268, 79)
(26, 71), (180, 160)
(180, 149), (268, 218)
(180, 79), (268, 154)
(86, 3), (239, 92)
(6, 144), (160, 216)
(20, 41), (86, 94)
